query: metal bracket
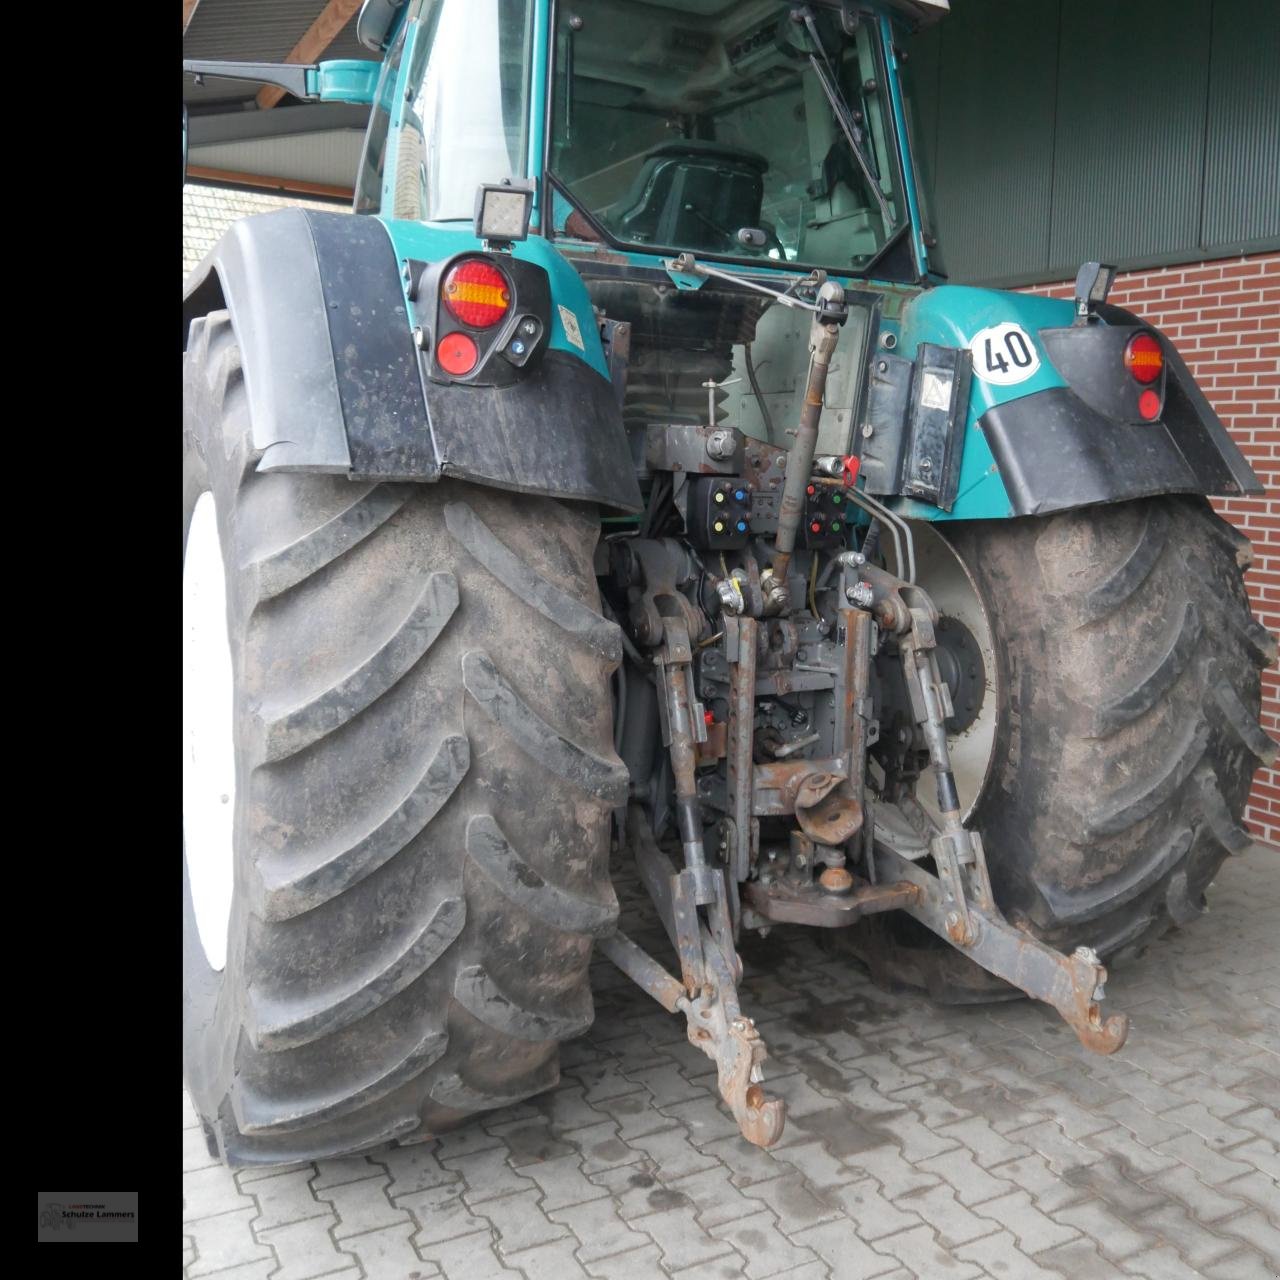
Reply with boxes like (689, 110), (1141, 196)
(864, 563), (1129, 1055)
(874, 844), (1129, 1055)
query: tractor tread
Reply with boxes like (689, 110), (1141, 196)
(1195, 762), (1253, 855)
(453, 963), (595, 1042)
(219, 1111), (421, 1168)
(429, 1064), (560, 1116)
(1183, 548), (1278, 668)
(1207, 662), (1279, 764)
(232, 1026), (448, 1135)
(445, 500), (622, 664)
(466, 814), (619, 937)
(248, 483), (417, 602)
(1091, 602), (1201, 737)
(254, 734), (470, 920)
(258, 572), (459, 763)
(1034, 827), (1193, 926)
(462, 649), (629, 805)
(246, 896), (466, 1050)
(1078, 720), (1210, 840)
(1077, 502), (1167, 625)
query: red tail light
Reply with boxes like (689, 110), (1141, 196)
(1124, 332), (1163, 385)
(1138, 388), (1162, 420)
(442, 258), (511, 329)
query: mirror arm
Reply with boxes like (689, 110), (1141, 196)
(183, 60), (318, 101)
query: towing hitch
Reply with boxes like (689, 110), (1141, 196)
(599, 806), (786, 1148)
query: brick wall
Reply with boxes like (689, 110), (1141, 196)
(1024, 253), (1280, 843)
(183, 183), (348, 280)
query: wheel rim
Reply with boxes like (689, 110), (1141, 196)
(183, 491), (236, 973)
(888, 521), (999, 824)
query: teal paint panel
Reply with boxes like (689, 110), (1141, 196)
(1202, 0), (1280, 251)
(1049, 0), (1211, 275)
(377, 217), (611, 378)
(892, 285), (1076, 521)
(526, 0), (551, 220)
(881, 17), (930, 275)
(313, 60), (379, 104)
(928, 0), (1060, 285)
(896, 19), (946, 275)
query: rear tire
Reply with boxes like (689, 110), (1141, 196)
(847, 495), (1276, 1001)
(182, 311), (626, 1166)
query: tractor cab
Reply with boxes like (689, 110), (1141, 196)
(358, 0), (931, 277)
(345, 0), (944, 490)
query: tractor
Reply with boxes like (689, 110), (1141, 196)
(182, 0), (1274, 1166)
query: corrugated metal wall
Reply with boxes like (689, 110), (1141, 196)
(188, 131), (365, 189)
(904, 0), (1280, 286)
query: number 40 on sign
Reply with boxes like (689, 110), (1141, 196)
(969, 322), (1040, 385)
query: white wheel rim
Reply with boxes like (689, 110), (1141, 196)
(888, 522), (999, 824)
(183, 491), (236, 972)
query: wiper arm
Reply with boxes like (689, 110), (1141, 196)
(799, 10), (893, 229)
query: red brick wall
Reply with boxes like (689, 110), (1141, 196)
(1023, 252), (1280, 843)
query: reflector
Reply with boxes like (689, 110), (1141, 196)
(437, 331), (479, 376)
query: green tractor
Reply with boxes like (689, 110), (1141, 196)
(183, 0), (1274, 1165)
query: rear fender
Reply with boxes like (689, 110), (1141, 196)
(182, 208), (642, 511)
(875, 285), (1261, 520)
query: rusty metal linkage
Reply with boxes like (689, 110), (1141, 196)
(771, 281), (846, 583)
(856, 562), (1130, 1054)
(604, 806), (786, 1149)
(743, 876), (919, 928)
(725, 615), (758, 883)
(875, 844), (1129, 1054)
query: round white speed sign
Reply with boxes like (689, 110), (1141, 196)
(969, 322), (1041, 385)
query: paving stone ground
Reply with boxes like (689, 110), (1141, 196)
(184, 842), (1280, 1280)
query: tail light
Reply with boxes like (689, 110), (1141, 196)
(1124, 332), (1164, 384)
(411, 249), (551, 387)
(442, 258), (511, 329)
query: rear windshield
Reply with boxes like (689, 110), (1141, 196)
(549, 2), (906, 273)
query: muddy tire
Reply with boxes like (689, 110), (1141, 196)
(847, 495), (1276, 1001)
(182, 311), (625, 1166)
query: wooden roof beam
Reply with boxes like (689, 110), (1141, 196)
(257, 0), (364, 110)
(187, 165), (354, 201)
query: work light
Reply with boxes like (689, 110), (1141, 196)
(474, 181), (534, 245)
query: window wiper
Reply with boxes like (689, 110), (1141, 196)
(798, 8), (892, 229)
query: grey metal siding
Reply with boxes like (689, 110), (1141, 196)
(1048, 0), (1211, 275)
(905, 0), (1280, 285)
(1202, 0), (1280, 251)
(931, 0), (1060, 284)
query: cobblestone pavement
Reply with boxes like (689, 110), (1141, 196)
(184, 842), (1279, 1280)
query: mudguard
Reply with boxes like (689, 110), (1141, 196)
(182, 208), (642, 512)
(883, 286), (1263, 521)
(979, 307), (1262, 516)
